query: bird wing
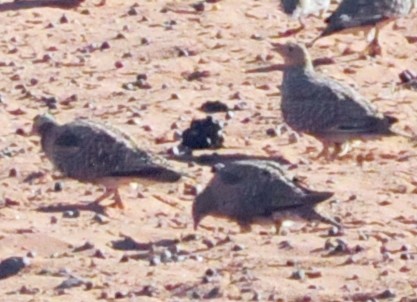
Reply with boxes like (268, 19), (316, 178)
(262, 173), (323, 210)
(283, 71), (385, 135)
(50, 120), (168, 181)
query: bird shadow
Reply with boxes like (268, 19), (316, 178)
(168, 152), (292, 167)
(245, 57), (336, 74)
(0, 0), (84, 12)
(111, 235), (179, 251)
(36, 201), (108, 216)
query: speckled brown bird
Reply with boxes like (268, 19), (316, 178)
(193, 160), (340, 234)
(312, 0), (417, 56)
(274, 42), (398, 159)
(32, 113), (182, 209)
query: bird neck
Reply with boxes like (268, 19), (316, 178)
(283, 63), (314, 80)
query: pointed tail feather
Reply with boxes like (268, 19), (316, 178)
(309, 210), (342, 229)
(110, 167), (182, 182)
(303, 191), (334, 204)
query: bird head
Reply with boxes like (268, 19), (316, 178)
(31, 113), (57, 136)
(272, 42), (313, 70)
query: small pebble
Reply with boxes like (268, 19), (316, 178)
(93, 249), (106, 259)
(26, 251), (36, 258)
(9, 168), (17, 177)
(205, 268), (218, 277)
(149, 256), (161, 266)
(400, 253), (412, 260)
(291, 269), (305, 280)
(114, 61), (124, 69)
(73, 241), (95, 252)
(0, 257), (30, 279)
(377, 289), (396, 299)
(100, 41), (111, 50)
(141, 37), (150, 45)
(93, 214), (109, 224)
(204, 287), (221, 299)
(56, 276), (85, 289)
(115, 291), (128, 299)
(59, 14), (68, 24)
(191, 1), (205, 12)
(127, 7), (138, 15)
(327, 226), (340, 236)
(160, 249), (172, 263)
(266, 128), (278, 137)
(231, 244), (244, 252)
(63, 210), (80, 218)
(54, 182), (63, 192)
(200, 100), (229, 113)
(182, 234), (199, 242)
(225, 111), (234, 120)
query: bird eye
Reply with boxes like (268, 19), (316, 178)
(261, 170), (270, 177)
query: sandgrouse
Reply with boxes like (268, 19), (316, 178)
(192, 160), (340, 234)
(32, 113), (182, 209)
(274, 42), (398, 159)
(312, 0), (417, 56)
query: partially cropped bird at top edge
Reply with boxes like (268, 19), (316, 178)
(32, 113), (183, 210)
(192, 160), (341, 234)
(279, 0), (330, 36)
(310, 0), (417, 57)
(273, 42), (401, 160)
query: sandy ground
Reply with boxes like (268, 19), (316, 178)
(1, 0), (417, 301)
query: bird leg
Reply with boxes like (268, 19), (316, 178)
(337, 141), (352, 158)
(330, 142), (351, 159)
(274, 220), (283, 235)
(361, 27), (382, 57)
(107, 189), (125, 209)
(314, 142), (330, 159)
(239, 223), (252, 234)
(276, 18), (305, 38)
(93, 187), (114, 205)
(92, 187), (125, 209)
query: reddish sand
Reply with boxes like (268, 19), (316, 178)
(1, 0), (417, 301)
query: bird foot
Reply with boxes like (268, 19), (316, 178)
(239, 224), (252, 234)
(94, 0), (105, 6)
(360, 41), (382, 58)
(153, 194), (181, 209)
(276, 123), (300, 144)
(107, 201), (125, 210)
(274, 25), (305, 38)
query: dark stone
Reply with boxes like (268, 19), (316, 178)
(181, 116), (224, 149)
(200, 100), (229, 113)
(0, 257), (29, 279)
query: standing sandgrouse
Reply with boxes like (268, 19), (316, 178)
(32, 113), (182, 209)
(274, 42), (398, 159)
(312, 0), (417, 56)
(192, 160), (340, 234)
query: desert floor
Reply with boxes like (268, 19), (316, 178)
(1, 0), (417, 301)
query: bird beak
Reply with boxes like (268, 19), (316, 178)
(270, 42), (286, 54)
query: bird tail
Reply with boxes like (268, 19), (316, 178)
(379, 115), (415, 139)
(303, 191), (334, 204)
(308, 209), (342, 228)
(111, 166), (183, 182)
